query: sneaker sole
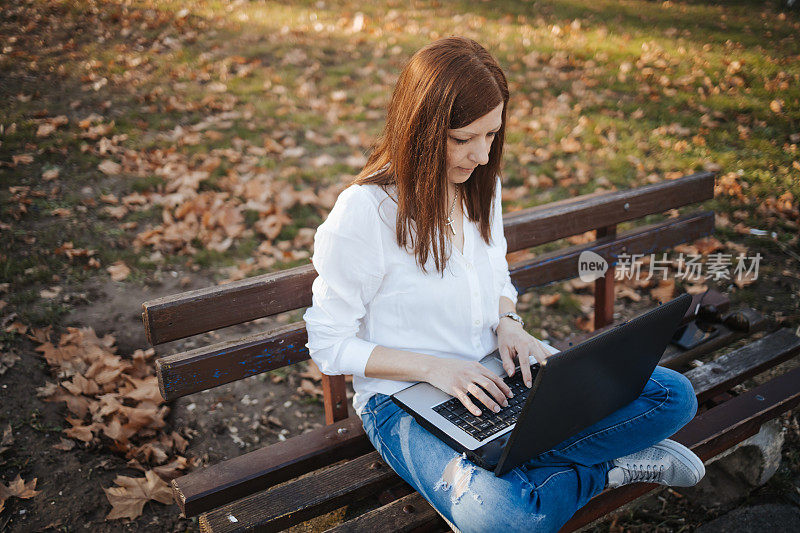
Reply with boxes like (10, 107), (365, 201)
(653, 438), (705, 485)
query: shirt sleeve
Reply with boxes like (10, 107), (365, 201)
(302, 185), (385, 378)
(487, 175), (519, 306)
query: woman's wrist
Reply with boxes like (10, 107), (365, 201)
(496, 316), (524, 334)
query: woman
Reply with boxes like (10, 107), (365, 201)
(302, 36), (704, 533)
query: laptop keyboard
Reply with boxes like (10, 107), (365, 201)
(432, 367), (538, 441)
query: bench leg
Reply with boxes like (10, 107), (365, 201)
(593, 225), (616, 330)
(678, 419), (785, 508)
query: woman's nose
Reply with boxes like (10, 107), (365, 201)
(469, 138), (491, 165)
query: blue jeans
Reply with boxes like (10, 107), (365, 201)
(359, 366), (698, 533)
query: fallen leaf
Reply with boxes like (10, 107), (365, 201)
(0, 351), (20, 375)
(64, 417), (96, 442)
(52, 437), (75, 451)
(539, 294), (561, 307)
(694, 236), (724, 255)
(615, 286), (641, 302)
(42, 168), (60, 180)
(104, 470), (173, 520)
(12, 154), (33, 166)
(152, 456), (188, 481)
(5, 322), (27, 335)
(575, 314), (594, 332)
(37, 123), (56, 137)
(51, 207), (72, 217)
(107, 261), (131, 281)
(298, 360), (324, 381)
(0, 475), (40, 513)
(98, 160), (122, 176)
(0, 425), (12, 455)
(650, 279), (676, 302)
(298, 379), (323, 397)
(683, 282), (708, 295)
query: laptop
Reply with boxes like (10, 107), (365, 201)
(391, 293), (692, 477)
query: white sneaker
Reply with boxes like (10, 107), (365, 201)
(606, 439), (705, 489)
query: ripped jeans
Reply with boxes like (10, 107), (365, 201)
(359, 365), (698, 533)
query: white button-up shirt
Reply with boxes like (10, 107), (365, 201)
(302, 175), (518, 417)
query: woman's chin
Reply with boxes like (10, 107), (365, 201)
(448, 169), (474, 182)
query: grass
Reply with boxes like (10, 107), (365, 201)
(0, 0), (798, 331)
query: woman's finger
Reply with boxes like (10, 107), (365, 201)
(457, 390), (482, 416)
(467, 382), (502, 414)
(477, 375), (511, 406)
(517, 344), (534, 388)
(498, 344), (516, 377)
(530, 339), (552, 364)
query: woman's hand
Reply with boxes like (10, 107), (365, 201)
(496, 319), (557, 388)
(426, 358), (513, 417)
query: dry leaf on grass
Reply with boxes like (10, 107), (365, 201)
(107, 261), (131, 281)
(539, 294), (561, 307)
(615, 286), (641, 302)
(298, 360), (324, 381)
(42, 168), (60, 180)
(98, 160), (122, 176)
(298, 379), (323, 397)
(650, 279), (676, 302)
(684, 282), (709, 295)
(104, 470), (173, 520)
(575, 314), (594, 332)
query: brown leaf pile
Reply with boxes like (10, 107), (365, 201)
(31, 326), (194, 519)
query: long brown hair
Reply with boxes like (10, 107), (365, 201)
(351, 36), (509, 276)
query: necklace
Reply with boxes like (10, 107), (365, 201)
(445, 183), (459, 236)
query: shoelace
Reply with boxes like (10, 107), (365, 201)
(622, 463), (665, 484)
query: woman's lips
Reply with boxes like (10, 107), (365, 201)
(458, 166), (475, 172)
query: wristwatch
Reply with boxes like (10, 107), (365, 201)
(494, 311), (525, 332)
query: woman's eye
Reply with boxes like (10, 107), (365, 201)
(488, 131), (497, 137)
(453, 138), (469, 145)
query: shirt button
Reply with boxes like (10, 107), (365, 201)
(466, 263), (472, 270)
(474, 319), (480, 325)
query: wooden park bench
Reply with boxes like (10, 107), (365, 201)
(141, 170), (800, 532)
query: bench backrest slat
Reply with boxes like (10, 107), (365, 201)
(504, 171), (714, 251)
(156, 210), (714, 401)
(142, 172), (716, 346)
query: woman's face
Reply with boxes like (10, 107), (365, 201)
(446, 101), (504, 186)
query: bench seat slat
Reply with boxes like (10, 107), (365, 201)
(184, 329), (800, 524)
(323, 491), (441, 533)
(143, 173), (716, 345)
(198, 451), (396, 533)
(175, 416), (371, 517)
(684, 327), (800, 403)
(157, 211), (714, 402)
